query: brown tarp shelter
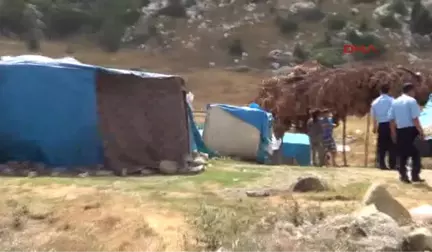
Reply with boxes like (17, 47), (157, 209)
(96, 71), (191, 174)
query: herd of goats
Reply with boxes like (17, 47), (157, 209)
(251, 61), (432, 165)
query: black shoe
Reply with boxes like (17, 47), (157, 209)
(412, 178), (425, 183)
(400, 177), (411, 184)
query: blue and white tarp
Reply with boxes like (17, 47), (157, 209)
(206, 103), (273, 163)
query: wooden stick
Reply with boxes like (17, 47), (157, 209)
(342, 115), (347, 166)
(364, 114), (371, 167)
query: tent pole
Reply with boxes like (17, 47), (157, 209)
(364, 114), (371, 167)
(342, 115), (347, 167)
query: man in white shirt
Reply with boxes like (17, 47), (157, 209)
(371, 84), (396, 170)
(388, 83), (425, 183)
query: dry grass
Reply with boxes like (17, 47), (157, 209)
(0, 160), (432, 251)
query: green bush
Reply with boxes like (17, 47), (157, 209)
(358, 17), (370, 31)
(390, 0), (408, 16)
(292, 43), (309, 63)
(311, 33), (345, 67)
(311, 47), (346, 67)
(0, 0), (27, 35)
(410, 0), (432, 35)
(228, 39), (244, 57)
(98, 18), (126, 52)
(43, 5), (97, 38)
(326, 13), (347, 31)
(378, 13), (401, 29)
(275, 16), (299, 34)
(345, 29), (386, 60)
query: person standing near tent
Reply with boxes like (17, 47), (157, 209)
(389, 83), (425, 183)
(371, 84), (397, 170)
(307, 109), (325, 166)
(321, 109), (339, 167)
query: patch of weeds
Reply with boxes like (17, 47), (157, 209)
(302, 182), (370, 201)
(189, 196), (329, 251)
(188, 202), (261, 251)
(134, 222), (157, 238)
(273, 196), (326, 226)
(38, 230), (104, 251)
(179, 169), (262, 187)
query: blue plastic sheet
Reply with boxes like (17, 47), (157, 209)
(208, 103), (273, 163)
(187, 103), (214, 156)
(282, 133), (311, 166)
(0, 64), (102, 166)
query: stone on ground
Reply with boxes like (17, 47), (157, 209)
(290, 176), (329, 192)
(403, 227), (432, 251)
(279, 205), (405, 251)
(159, 160), (178, 174)
(362, 183), (411, 225)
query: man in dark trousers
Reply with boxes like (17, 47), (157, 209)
(389, 83), (425, 183)
(371, 84), (396, 170)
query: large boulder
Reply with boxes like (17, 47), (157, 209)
(362, 183), (412, 225)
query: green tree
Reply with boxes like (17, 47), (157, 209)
(0, 0), (27, 34)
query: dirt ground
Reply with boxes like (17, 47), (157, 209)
(1, 40), (432, 251)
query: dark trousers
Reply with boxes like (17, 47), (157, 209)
(377, 122), (397, 169)
(396, 127), (421, 179)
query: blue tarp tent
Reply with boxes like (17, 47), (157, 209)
(0, 55), (207, 171)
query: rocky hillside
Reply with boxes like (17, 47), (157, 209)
(2, 0), (432, 69)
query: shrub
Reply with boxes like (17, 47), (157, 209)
(0, 0), (27, 35)
(346, 29), (386, 60)
(358, 17), (370, 31)
(43, 5), (97, 38)
(311, 34), (346, 67)
(378, 13), (402, 29)
(275, 16), (299, 34)
(326, 13), (347, 31)
(98, 18), (126, 53)
(293, 43), (309, 63)
(390, 0), (408, 16)
(312, 47), (346, 67)
(410, 0), (432, 35)
(228, 39), (244, 57)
